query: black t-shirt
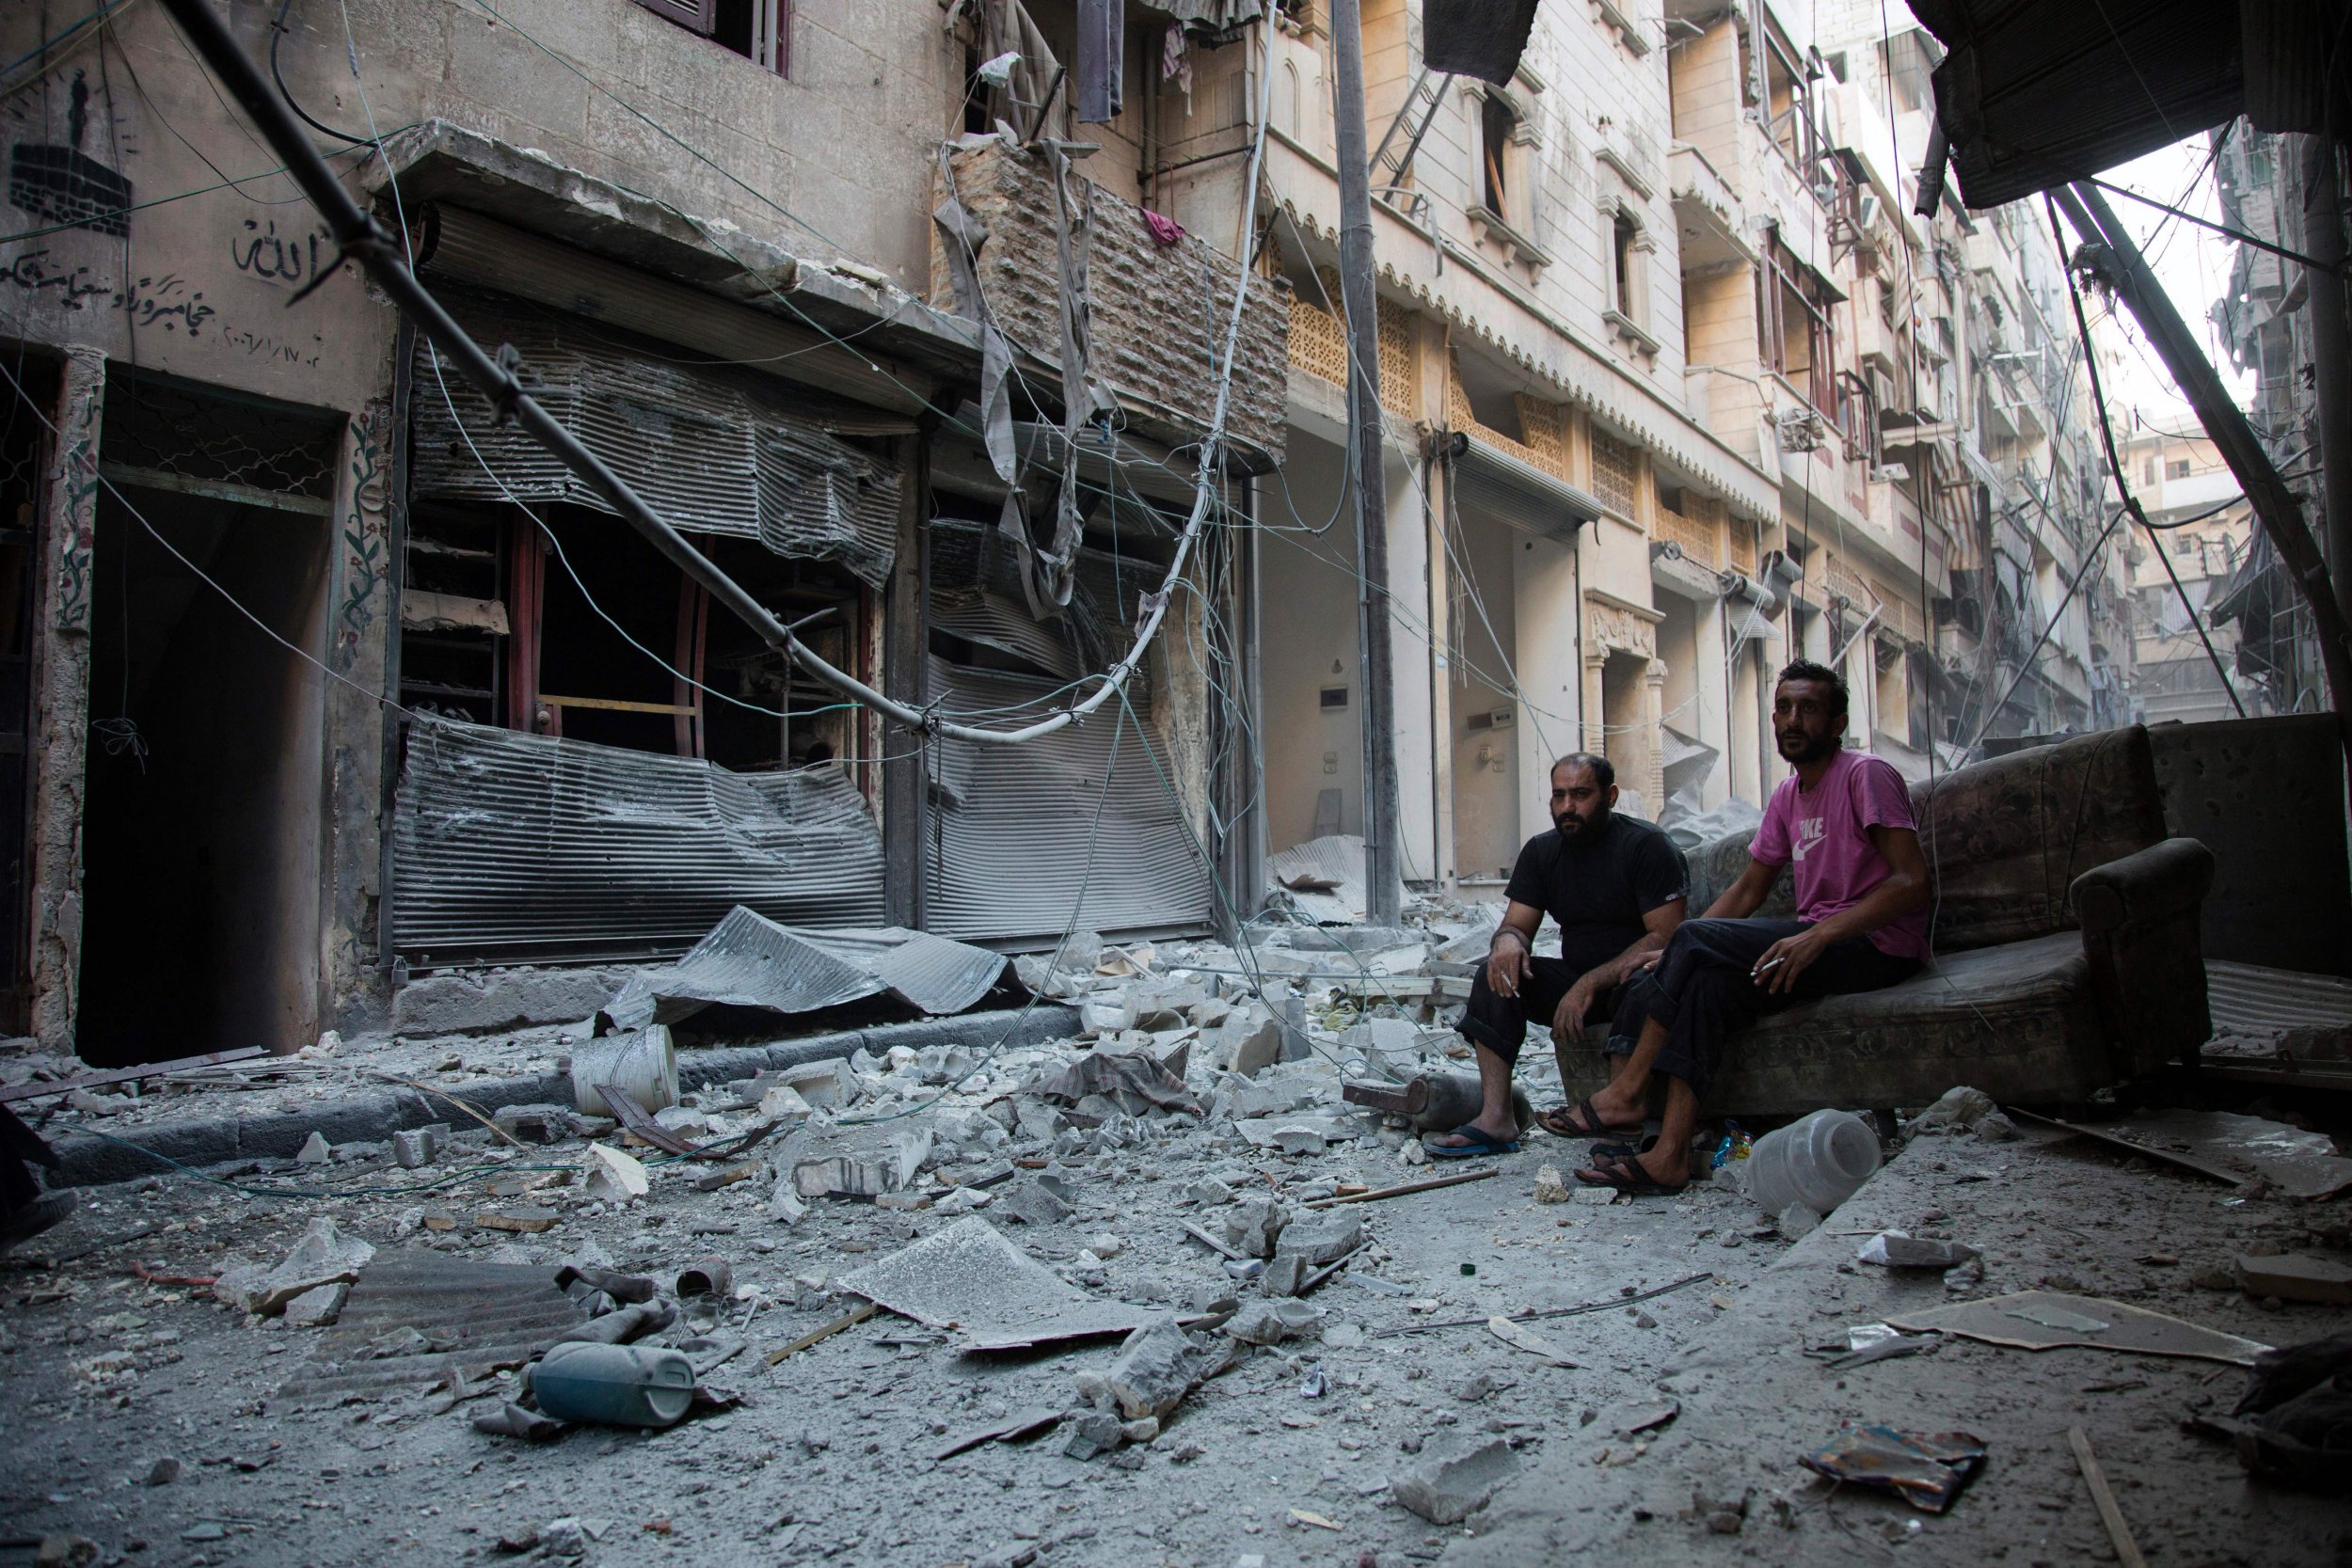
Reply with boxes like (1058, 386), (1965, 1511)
(1502, 814), (1689, 975)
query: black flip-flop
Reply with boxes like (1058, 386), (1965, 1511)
(1423, 1125), (1521, 1159)
(1589, 1132), (1661, 1163)
(1573, 1151), (1687, 1197)
(1537, 1096), (1636, 1139)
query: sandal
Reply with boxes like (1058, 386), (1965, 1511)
(1536, 1096), (1639, 1139)
(1422, 1125), (1521, 1159)
(1573, 1151), (1688, 1197)
(1589, 1132), (1661, 1163)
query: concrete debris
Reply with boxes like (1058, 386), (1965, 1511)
(1025, 1050), (1199, 1116)
(296, 1131), (331, 1165)
(1223, 1298), (1323, 1345)
(215, 1219), (375, 1317)
(1390, 1436), (1521, 1524)
(284, 1282), (350, 1327)
(391, 1125), (447, 1168)
(1858, 1231), (1983, 1271)
(1532, 1165), (1570, 1204)
(585, 1143), (651, 1204)
(1221, 1194), (1290, 1259)
(2235, 1253), (2352, 1305)
(998, 1180), (1073, 1226)
(1103, 1314), (1215, 1419)
(1272, 1209), (1362, 1267)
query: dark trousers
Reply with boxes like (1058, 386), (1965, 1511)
(1604, 917), (1920, 1094)
(1456, 956), (1626, 1068)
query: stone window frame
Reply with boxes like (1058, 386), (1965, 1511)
(1465, 80), (1550, 270)
(1598, 194), (1661, 359)
(628, 0), (792, 78)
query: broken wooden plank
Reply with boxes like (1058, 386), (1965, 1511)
(400, 589), (510, 635)
(1488, 1315), (1579, 1368)
(929, 1404), (1063, 1462)
(763, 1301), (877, 1366)
(0, 1047), (266, 1104)
(1179, 1221), (1247, 1260)
(2068, 1427), (2148, 1568)
(1304, 1169), (1495, 1208)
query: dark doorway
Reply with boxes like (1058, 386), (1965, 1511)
(76, 374), (338, 1066)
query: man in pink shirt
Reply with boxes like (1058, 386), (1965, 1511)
(1553, 660), (1931, 1196)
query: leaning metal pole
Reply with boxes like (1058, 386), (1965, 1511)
(2055, 182), (2352, 759)
(1328, 0), (1403, 925)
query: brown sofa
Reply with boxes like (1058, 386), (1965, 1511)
(1552, 726), (2215, 1116)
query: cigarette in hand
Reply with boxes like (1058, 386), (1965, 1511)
(1751, 956), (1786, 978)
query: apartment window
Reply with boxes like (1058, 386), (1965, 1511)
(1613, 211), (1639, 316)
(1759, 236), (1836, 416)
(2173, 533), (2197, 556)
(1480, 93), (1518, 220)
(1761, 24), (1821, 180)
(2167, 458), (2192, 479)
(631, 0), (790, 76)
(2142, 456), (2157, 485)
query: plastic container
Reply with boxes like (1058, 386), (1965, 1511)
(528, 1341), (695, 1429)
(1741, 1109), (1882, 1216)
(569, 1025), (677, 1117)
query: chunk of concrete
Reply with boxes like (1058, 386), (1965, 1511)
(999, 1180), (1073, 1226)
(283, 1281), (349, 1327)
(1221, 1195), (1289, 1259)
(1532, 1165), (1569, 1204)
(295, 1132), (331, 1165)
(1227, 1017), (1285, 1079)
(1223, 1297), (1323, 1345)
(1273, 1210), (1361, 1267)
(1391, 1437), (1521, 1525)
(2237, 1252), (2352, 1305)
(1062, 1410), (1126, 1461)
(1104, 1315), (1204, 1419)
(776, 1058), (857, 1110)
(585, 1143), (650, 1204)
(236, 1219), (375, 1315)
(391, 1127), (442, 1169)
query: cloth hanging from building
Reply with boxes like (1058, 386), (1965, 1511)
(1136, 0), (1266, 41)
(967, 0), (1065, 134)
(1422, 0), (1541, 86)
(1074, 0), (1124, 123)
(389, 722), (885, 966)
(409, 292), (899, 589)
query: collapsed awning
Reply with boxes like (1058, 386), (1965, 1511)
(409, 287), (903, 589)
(601, 907), (1009, 1030)
(389, 722), (885, 966)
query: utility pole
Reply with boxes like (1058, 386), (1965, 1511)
(2302, 136), (2351, 639)
(2053, 182), (2352, 772)
(1328, 0), (1402, 926)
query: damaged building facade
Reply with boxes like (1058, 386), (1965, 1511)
(0, 0), (2131, 1062)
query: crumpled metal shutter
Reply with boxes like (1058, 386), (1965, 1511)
(924, 657), (1215, 943)
(389, 721), (885, 965)
(410, 289), (898, 588)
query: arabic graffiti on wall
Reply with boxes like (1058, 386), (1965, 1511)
(0, 249), (215, 336)
(230, 217), (332, 290)
(335, 407), (389, 672)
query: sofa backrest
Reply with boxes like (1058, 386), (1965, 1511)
(1679, 726), (2168, 955)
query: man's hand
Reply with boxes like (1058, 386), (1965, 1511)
(1550, 972), (1602, 1045)
(1486, 929), (1533, 999)
(1750, 926), (1833, 994)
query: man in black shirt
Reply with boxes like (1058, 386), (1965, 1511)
(1427, 752), (1688, 1156)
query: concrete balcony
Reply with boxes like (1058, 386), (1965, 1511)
(1670, 143), (1751, 274)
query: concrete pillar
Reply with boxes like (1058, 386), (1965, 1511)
(1423, 448), (1455, 888)
(1386, 451), (1437, 883)
(323, 402), (395, 1037)
(27, 347), (103, 1054)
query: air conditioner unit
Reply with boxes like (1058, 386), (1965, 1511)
(1856, 190), (1883, 232)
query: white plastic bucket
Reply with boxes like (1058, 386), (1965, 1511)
(570, 1025), (678, 1117)
(1742, 1108), (1883, 1216)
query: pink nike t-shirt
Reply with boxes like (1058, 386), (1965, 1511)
(1749, 747), (1930, 960)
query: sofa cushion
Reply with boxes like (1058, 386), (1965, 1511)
(1680, 727), (2167, 955)
(1550, 931), (2113, 1117)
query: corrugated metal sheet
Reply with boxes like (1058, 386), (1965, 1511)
(390, 721), (885, 966)
(411, 288), (898, 588)
(2206, 961), (2352, 1037)
(923, 656), (1213, 944)
(1454, 441), (1602, 544)
(603, 905), (1009, 1028)
(278, 1251), (580, 1402)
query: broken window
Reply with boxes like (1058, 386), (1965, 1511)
(1758, 235), (1837, 417)
(629, 0), (791, 76)
(1480, 92), (1518, 220)
(1761, 23), (1821, 182)
(1612, 209), (1644, 324)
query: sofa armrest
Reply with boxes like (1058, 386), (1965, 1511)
(2070, 837), (2215, 1076)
